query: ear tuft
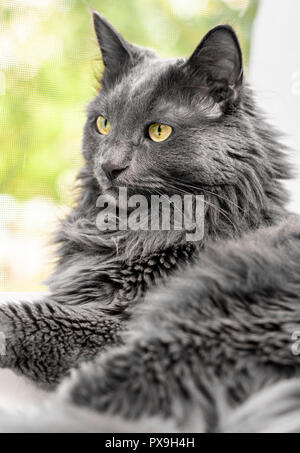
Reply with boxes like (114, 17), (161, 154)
(186, 25), (243, 105)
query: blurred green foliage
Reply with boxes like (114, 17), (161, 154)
(0, 0), (258, 204)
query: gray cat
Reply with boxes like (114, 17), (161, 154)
(1, 10), (300, 433)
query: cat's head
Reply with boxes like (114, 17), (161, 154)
(81, 11), (288, 229)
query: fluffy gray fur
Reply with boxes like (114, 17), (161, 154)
(0, 11), (299, 432)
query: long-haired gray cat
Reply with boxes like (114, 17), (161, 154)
(1, 10), (300, 433)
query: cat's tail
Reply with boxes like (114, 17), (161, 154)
(221, 378), (300, 433)
(1, 378), (300, 433)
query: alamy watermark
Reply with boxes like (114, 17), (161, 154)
(0, 331), (6, 356)
(291, 71), (300, 96)
(95, 187), (205, 241)
(0, 72), (6, 95)
(291, 331), (300, 356)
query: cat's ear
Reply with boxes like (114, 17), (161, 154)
(92, 10), (133, 84)
(185, 25), (243, 105)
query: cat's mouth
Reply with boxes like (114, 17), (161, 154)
(96, 165), (209, 200)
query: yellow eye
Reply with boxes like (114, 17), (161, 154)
(96, 116), (111, 135)
(149, 123), (172, 142)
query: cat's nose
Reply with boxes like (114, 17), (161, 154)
(101, 159), (129, 181)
